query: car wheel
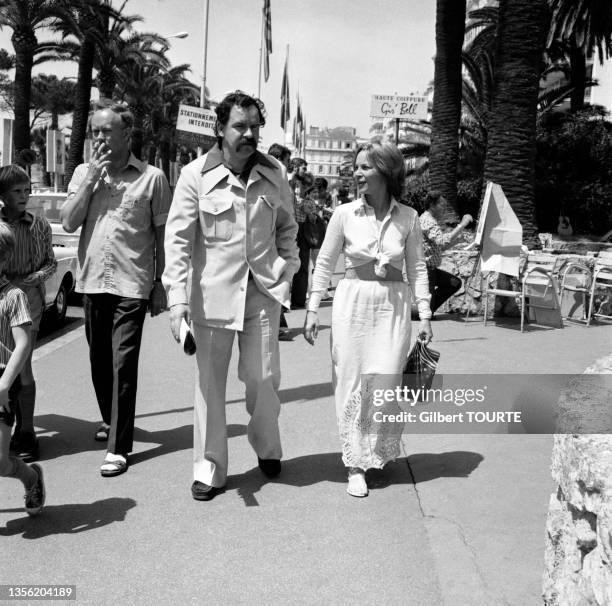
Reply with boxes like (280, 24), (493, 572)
(53, 281), (69, 324)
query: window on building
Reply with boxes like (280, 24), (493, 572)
(345, 141), (352, 149)
(318, 165), (323, 173)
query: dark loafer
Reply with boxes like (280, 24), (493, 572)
(191, 481), (225, 501)
(258, 457), (281, 478)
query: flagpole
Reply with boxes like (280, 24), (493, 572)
(258, 6), (264, 98)
(201, 0), (210, 108)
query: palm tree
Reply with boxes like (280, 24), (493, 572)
(0, 0), (63, 161)
(482, 0), (550, 248)
(429, 0), (467, 221)
(46, 0), (139, 183)
(148, 66), (199, 178)
(548, 0), (612, 110)
(114, 41), (172, 159)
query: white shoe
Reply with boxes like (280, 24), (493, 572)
(347, 468), (368, 497)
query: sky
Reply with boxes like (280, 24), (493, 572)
(0, 0), (437, 148)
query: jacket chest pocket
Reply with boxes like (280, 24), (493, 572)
(257, 195), (278, 232)
(198, 194), (234, 241)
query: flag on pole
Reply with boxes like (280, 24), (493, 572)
(280, 46), (290, 130)
(262, 0), (272, 82)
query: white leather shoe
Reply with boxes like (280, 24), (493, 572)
(347, 468), (368, 497)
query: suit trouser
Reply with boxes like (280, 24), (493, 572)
(291, 222), (311, 307)
(192, 280), (282, 487)
(83, 293), (148, 455)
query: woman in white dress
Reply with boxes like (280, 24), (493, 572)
(303, 140), (432, 497)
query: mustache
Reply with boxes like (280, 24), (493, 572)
(238, 138), (257, 149)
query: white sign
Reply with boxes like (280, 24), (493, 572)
(176, 105), (216, 136)
(370, 94), (428, 121)
(45, 130), (65, 175)
(477, 181), (523, 277)
(2, 119), (13, 166)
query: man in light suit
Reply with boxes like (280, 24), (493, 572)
(163, 91), (299, 501)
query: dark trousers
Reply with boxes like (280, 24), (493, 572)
(429, 268), (462, 314)
(291, 222), (311, 308)
(83, 294), (148, 455)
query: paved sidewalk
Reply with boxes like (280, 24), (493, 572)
(2, 285), (611, 605)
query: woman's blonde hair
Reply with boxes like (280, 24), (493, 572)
(354, 139), (405, 199)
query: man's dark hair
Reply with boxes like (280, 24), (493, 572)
(214, 90), (266, 136)
(314, 177), (328, 190)
(425, 190), (444, 209)
(289, 157), (307, 172)
(268, 143), (291, 163)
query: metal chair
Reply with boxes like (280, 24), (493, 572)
(558, 259), (593, 324)
(483, 253), (561, 332)
(586, 251), (612, 325)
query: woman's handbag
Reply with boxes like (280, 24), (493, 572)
(303, 215), (326, 249)
(402, 340), (440, 400)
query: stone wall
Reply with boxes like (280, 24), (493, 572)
(542, 356), (612, 606)
(436, 247), (522, 318)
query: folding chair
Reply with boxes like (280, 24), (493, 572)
(558, 259), (593, 323)
(483, 252), (561, 332)
(586, 251), (612, 325)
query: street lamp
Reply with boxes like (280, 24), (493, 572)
(201, 0), (209, 109)
(166, 31), (189, 39)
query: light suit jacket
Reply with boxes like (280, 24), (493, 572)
(163, 146), (299, 331)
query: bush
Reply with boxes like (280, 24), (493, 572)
(535, 107), (612, 235)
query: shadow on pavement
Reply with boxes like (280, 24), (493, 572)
(225, 382), (334, 406)
(0, 497), (137, 538)
(129, 423), (246, 466)
(32, 414), (245, 466)
(407, 451), (484, 484)
(228, 451), (483, 506)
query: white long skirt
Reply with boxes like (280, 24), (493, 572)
(330, 278), (412, 470)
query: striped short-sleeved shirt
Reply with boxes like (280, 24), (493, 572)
(0, 277), (31, 369)
(0, 211), (57, 295)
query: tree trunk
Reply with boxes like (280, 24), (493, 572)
(160, 138), (171, 182)
(11, 30), (37, 159)
(483, 0), (549, 249)
(429, 0), (466, 223)
(131, 108), (145, 160)
(65, 36), (95, 185)
(569, 38), (586, 112)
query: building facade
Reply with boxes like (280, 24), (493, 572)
(303, 126), (358, 187)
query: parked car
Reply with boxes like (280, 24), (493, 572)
(27, 191), (79, 324)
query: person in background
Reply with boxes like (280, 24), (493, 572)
(303, 140), (432, 498)
(0, 165), (57, 463)
(419, 190), (472, 317)
(268, 143), (293, 341)
(61, 100), (171, 477)
(164, 91), (299, 501)
(0, 222), (45, 516)
(336, 187), (351, 205)
(309, 177), (334, 300)
(289, 159), (317, 308)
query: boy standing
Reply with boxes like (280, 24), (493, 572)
(0, 222), (45, 515)
(0, 165), (57, 462)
